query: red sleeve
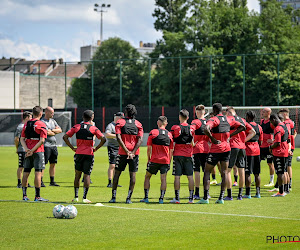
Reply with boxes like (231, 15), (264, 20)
(36, 121), (47, 138)
(115, 119), (124, 135)
(191, 119), (201, 130)
(274, 127), (282, 143)
(147, 131), (153, 146)
(171, 125), (180, 138)
(66, 124), (80, 137)
(206, 117), (219, 129)
(21, 124), (26, 137)
(91, 126), (104, 139)
(259, 125), (263, 141)
(229, 119), (241, 128)
(169, 132), (174, 150)
(245, 122), (253, 133)
(270, 123), (275, 130)
(136, 120), (144, 137)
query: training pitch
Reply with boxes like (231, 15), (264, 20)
(0, 147), (299, 249)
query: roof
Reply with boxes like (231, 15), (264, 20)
(48, 64), (87, 78)
(30, 60), (57, 74)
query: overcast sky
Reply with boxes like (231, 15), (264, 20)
(0, 0), (260, 62)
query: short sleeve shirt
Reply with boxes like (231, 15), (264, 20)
(171, 123), (195, 157)
(191, 118), (210, 154)
(105, 122), (119, 148)
(245, 122), (263, 156)
(15, 123), (25, 153)
(229, 117), (253, 149)
(272, 122), (289, 157)
(41, 117), (60, 147)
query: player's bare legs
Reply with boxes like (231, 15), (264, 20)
(233, 166), (238, 185)
(187, 175), (195, 203)
(73, 170), (82, 202)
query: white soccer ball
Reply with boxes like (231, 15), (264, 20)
(63, 205), (78, 219)
(53, 204), (65, 218)
(297, 156), (300, 162)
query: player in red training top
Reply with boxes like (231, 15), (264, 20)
(244, 111), (263, 198)
(198, 103), (245, 205)
(140, 116), (173, 204)
(170, 109), (195, 204)
(63, 110), (106, 203)
(278, 108), (297, 190)
(260, 108), (275, 187)
(20, 106), (48, 202)
(269, 114), (290, 197)
(191, 105), (209, 199)
(225, 107), (256, 200)
(109, 104), (143, 204)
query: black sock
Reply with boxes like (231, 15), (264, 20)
(144, 189), (149, 199)
(74, 187), (79, 198)
(256, 187), (260, 195)
(290, 178), (292, 188)
(18, 179), (21, 185)
(238, 187), (243, 197)
(108, 179), (112, 184)
(50, 176), (54, 183)
(204, 189), (208, 200)
(212, 174), (216, 180)
(160, 190), (166, 200)
(22, 187), (27, 197)
(246, 187), (250, 196)
(189, 190), (194, 200)
(35, 187), (40, 197)
(112, 189), (116, 199)
(195, 187), (199, 196)
(227, 188), (232, 198)
(175, 190), (179, 200)
(274, 179), (279, 188)
(127, 190), (133, 200)
(279, 185), (284, 194)
(286, 184), (290, 192)
(234, 175), (238, 182)
(219, 190), (225, 200)
(83, 187), (89, 199)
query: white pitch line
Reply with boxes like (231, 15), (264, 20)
(94, 203), (300, 221)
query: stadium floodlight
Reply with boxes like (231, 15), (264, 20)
(94, 3), (111, 42)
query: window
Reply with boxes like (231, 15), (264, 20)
(48, 98), (53, 107)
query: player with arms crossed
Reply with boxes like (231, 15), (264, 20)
(244, 111), (263, 198)
(15, 111), (32, 188)
(269, 114), (290, 197)
(63, 110), (106, 203)
(225, 107), (256, 200)
(20, 106), (48, 202)
(140, 116), (173, 204)
(109, 104), (143, 204)
(198, 103), (245, 204)
(170, 109), (195, 204)
(191, 105), (210, 199)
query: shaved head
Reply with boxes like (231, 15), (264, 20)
(262, 107), (271, 119)
(45, 106), (54, 119)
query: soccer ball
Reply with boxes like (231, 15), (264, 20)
(297, 156), (300, 162)
(53, 205), (65, 218)
(63, 205), (78, 219)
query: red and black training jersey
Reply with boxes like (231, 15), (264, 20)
(272, 122), (289, 157)
(66, 122), (103, 155)
(284, 118), (295, 150)
(229, 116), (253, 149)
(245, 122), (263, 156)
(21, 118), (47, 153)
(206, 114), (242, 153)
(191, 118), (209, 154)
(147, 128), (173, 164)
(115, 118), (143, 155)
(260, 119), (274, 148)
(171, 122), (195, 157)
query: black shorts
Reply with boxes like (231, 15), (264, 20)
(172, 156), (194, 176)
(193, 153), (207, 172)
(107, 146), (118, 164)
(24, 152), (45, 172)
(18, 152), (25, 168)
(246, 155), (261, 175)
(260, 147), (273, 164)
(147, 162), (169, 175)
(74, 154), (94, 175)
(206, 151), (231, 167)
(273, 156), (287, 175)
(115, 155), (139, 172)
(229, 148), (246, 168)
(287, 149), (294, 167)
(44, 146), (58, 165)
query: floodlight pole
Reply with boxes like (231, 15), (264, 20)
(94, 3), (111, 42)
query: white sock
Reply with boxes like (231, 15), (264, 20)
(270, 175), (274, 183)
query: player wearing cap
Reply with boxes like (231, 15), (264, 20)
(109, 104), (143, 204)
(14, 111), (32, 188)
(244, 111), (263, 198)
(198, 103), (245, 204)
(20, 106), (48, 202)
(63, 110), (106, 203)
(191, 105), (209, 199)
(105, 112), (124, 188)
(225, 107), (256, 200)
(269, 114), (289, 197)
(140, 116), (173, 204)
(260, 108), (275, 187)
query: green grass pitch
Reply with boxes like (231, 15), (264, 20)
(0, 147), (300, 249)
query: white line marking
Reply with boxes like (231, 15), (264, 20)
(95, 203), (300, 221)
